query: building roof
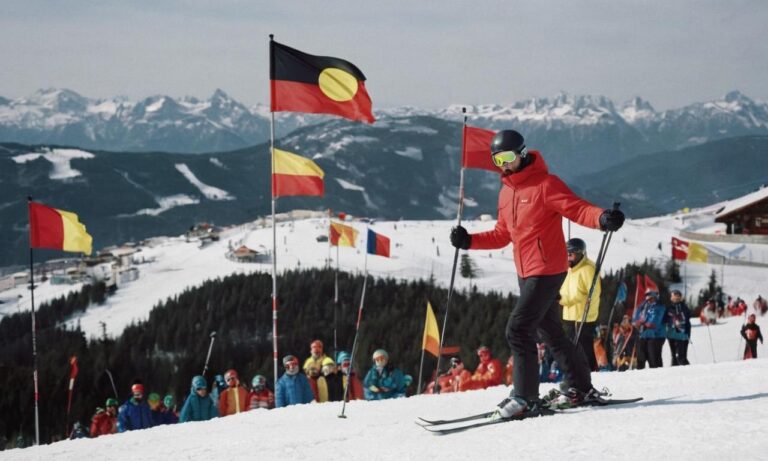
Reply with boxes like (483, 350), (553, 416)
(714, 186), (768, 221)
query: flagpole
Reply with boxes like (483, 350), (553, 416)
(28, 197), (40, 446)
(339, 227), (369, 418)
(334, 242), (340, 357)
(434, 107), (468, 394)
(269, 34), (279, 393)
(417, 303), (428, 395)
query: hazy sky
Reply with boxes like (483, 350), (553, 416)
(1, 1), (766, 110)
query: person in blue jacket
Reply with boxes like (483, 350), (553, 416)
(275, 355), (314, 408)
(666, 289), (691, 366)
(117, 382), (153, 432)
(179, 375), (219, 423)
(363, 349), (406, 400)
(632, 290), (668, 369)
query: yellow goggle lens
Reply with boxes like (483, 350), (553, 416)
(492, 151), (518, 167)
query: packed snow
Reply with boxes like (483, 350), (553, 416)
(11, 148), (95, 180)
(174, 163), (235, 201)
(4, 318), (767, 460)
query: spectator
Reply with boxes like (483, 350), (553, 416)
(90, 398), (118, 437)
(504, 356), (514, 386)
(446, 357), (473, 392)
(68, 422), (89, 440)
(632, 290), (667, 369)
(754, 295), (767, 316)
(211, 374), (227, 404)
(741, 314), (764, 359)
(337, 351), (363, 401)
(219, 369), (250, 416)
(612, 315), (636, 371)
(117, 382), (153, 432)
(317, 357), (344, 402)
(179, 375), (218, 423)
(303, 340), (329, 376)
(276, 355), (314, 408)
(666, 289), (691, 366)
(559, 237), (601, 371)
(593, 325), (610, 371)
(163, 395), (179, 423)
(700, 299), (717, 325)
(248, 375), (275, 410)
(363, 349), (406, 400)
(468, 346), (503, 390)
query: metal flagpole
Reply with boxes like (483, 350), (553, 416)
(416, 302), (428, 394)
(334, 243), (340, 357)
(27, 197), (40, 445)
(339, 228), (369, 418)
(269, 34), (279, 392)
(433, 107), (468, 394)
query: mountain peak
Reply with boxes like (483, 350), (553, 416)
(723, 90), (750, 104)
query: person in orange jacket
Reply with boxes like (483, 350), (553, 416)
(468, 346), (503, 390)
(218, 369), (250, 416)
(447, 357), (474, 392)
(90, 398), (118, 437)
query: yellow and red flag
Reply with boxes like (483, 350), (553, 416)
(672, 237), (709, 263)
(270, 40), (374, 123)
(422, 301), (440, 357)
(330, 221), (358, 247)
(272, 148), (324, 197)
(29, 201), (93, 255)
(462, 125), (498, 172)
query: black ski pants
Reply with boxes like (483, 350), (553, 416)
(668, 338), (689, 366)
(506, 273), (591, 400)
(562, 320), (598, 371)
(744, 340), (758, 359)
(636, 337), (664, 369)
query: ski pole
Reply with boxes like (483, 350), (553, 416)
(202, 331), (216, 377)
(574, 203), (620, 345)
(105, 369), (119, 399)
(705, 323), (716, 363)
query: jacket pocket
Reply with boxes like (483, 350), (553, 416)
(536, 238), (548, 263)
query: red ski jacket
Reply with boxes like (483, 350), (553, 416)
(470, 151), (603, 278)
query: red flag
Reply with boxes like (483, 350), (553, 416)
(462, 125), (498, 172)
(671, 237), (688, 260)
(366, 229), (390, 258)
(644, 275), (659, 294)
(67, 356), (78, 416)
(631, 273), (645, 317)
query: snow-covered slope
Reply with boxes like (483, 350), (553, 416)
(4, 331), (767, 460)
(2, 196), (766, 342)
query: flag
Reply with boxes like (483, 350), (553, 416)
(422, 301), (440, 357)
(270, 40), (374, 123)
(67, 356), (78, 414)
(616, 281), (627, 304)
(644, 274), (659, 294)
(632, 273), (645, 317)
(272, 148), (324, 197)
(29, 201), (93, 255)
(330, 221), (358, 247)
(462, 125), (497, 172)
(672, 236), (710, 263)
(366, 229), (390, 257)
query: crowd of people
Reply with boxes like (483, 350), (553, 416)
(68, 339), (414, 439)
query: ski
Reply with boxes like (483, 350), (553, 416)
(416, 411), (494, 427)
(419, 397), (642, 434)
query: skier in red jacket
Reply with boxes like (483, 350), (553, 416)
(450, 130), (624, 418)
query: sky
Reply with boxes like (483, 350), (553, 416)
(1, 1), (767, 110)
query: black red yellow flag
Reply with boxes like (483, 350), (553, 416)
(270, 40), (375, 123)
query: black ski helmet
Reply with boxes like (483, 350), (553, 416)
(491, 130), (527, 156)
(566, 238), (586, 254)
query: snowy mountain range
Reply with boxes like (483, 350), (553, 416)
(1, 88), (767, 166)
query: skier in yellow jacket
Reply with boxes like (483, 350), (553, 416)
(559, 238), (601, 372)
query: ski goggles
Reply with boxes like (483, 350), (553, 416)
(492, 149), (525, 168)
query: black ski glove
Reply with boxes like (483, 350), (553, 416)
(599, 209), (625, 232)
(450, 226), (471, 250)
